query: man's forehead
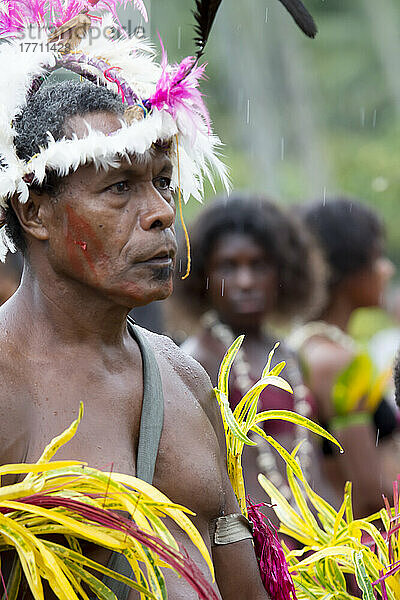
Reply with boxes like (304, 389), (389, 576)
(96, 150), (173, 181)
(63, 111), (173, 174)
(65, 111), (123, 139)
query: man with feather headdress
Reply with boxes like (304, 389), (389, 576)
(0, 0), (275, 598)
(0, 0), (318, 597)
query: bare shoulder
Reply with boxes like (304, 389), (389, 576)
(180, 334), (209, 367)
(139, 327), (211, 387)
(301, 336), (354, 421)
(139, 327), (224, 442)
(302, 335), (354, 377)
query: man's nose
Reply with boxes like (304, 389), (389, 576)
(139, 187), (175, 231)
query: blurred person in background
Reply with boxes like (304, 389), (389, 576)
(172, 194), (334, 518)
(290, 197), (398, 517)
(0, 252), (22, 306)
(129, 302), (164, 334)
(369, 285), (400, 404)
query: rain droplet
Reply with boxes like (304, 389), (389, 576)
(323, 186), (326, 206)
(265, 7), (268, 22)
(221, 278), (225, 296)
(372, 109), (377, 128)
(206, 276), (209, 290)
(177, 26), (181, 50)
(280, 137), (285, 160)
(246, 99), (250, 124)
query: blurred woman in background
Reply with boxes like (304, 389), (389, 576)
(290, 197), (398, 517)
(172, 194), (333, 513)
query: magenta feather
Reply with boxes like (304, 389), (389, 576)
(373, 480), (400, 598)
(247, 499), (298, 600)
(147, 37), (211, 135)
(0, 0), (27, 37)
(0, 0), (147, 38)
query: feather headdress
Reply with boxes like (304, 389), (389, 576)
(0, 0), (229, 260)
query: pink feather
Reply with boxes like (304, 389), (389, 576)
(147, 36), (211, 136)
(0, 8), (24, 37)
(0, 0), (32, 37)
(0, 0), (148, 37)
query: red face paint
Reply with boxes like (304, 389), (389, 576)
(74, 240), (87, 251)
(66, 205), (107, 279)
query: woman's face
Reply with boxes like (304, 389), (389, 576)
(348, 244), (394, 308)
(206, 233), (278, 330)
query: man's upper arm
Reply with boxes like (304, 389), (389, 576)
(172, 344), (269, 599)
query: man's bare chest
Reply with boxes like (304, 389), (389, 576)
(0, 359), (224, 518)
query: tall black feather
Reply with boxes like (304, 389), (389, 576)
(192, 0), (223, 60)
(277, 0), (317, 38)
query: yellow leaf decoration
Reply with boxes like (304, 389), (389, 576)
(258, 438), (400, 600)
(215, 337), (343, 516)
(215, 336), (400, 599)
(0, 403), (218, 600)
(332, 352), (391, 416)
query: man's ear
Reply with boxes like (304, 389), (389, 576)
(10, 191), (50, 242)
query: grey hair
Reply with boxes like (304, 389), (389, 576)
(6, 80), (124, 253)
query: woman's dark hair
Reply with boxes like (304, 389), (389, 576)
(174, 194), (326, 321)
(299, 197), (384, 290)
(5, 79), (124, 254)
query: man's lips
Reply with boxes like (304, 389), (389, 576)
(135, 248), (176, 266)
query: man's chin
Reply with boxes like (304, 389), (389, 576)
(121, 279), (173, 308)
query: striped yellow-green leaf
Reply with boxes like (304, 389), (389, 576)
(0, 460), (85, 477)
(258, 474), (315, 539)
(352, 551), (375, 600)
(261, 342), (280, 377)
(252, 426), (305, 482)
(110, 472), (214, 579)
(217, 335), (244, 398)
(214, 389), (256, 446)
(43, 541), (156, 598)
(253, 410), (343, 452)
(34, 402), (84, 465)
(286, 447), (328, 542)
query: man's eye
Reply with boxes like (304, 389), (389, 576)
(108, 181), (130, 194)
(154, 176), (172, 191)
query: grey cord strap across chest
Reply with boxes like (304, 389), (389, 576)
(101, 319), (164, 600)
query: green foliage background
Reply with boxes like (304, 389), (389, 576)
(149, 0), (400, 338)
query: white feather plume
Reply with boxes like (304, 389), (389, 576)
(0, 16), (230, 260)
